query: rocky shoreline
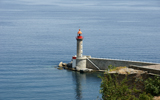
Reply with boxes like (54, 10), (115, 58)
(58, 61), (76, 70)
(58, 61), (96, 72)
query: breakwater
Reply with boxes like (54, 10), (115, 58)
(58, 57), (160, 75)
(86, 57), (158, 70)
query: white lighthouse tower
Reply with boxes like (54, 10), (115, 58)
(75, 29), (87, 70)
(76, 29), (83, 57)
(72, 29), (92, 71)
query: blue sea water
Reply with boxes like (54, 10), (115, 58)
(0, 0), (160, 99)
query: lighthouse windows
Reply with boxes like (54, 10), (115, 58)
(81, 42), (83, 57)
(81, 50), (83, 57)
(81, 43), (83, 49)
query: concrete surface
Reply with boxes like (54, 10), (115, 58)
(129, 64), (160, 75)
(86, 57), (158, 70)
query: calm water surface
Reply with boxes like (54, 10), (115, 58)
(0, 0), (160, 99)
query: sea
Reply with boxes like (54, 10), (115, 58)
(0, 0), (160, 100)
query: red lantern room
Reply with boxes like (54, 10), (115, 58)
(76, 29), (83, 39)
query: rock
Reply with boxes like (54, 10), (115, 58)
(67, 62), (72, 68)
(59, 62), (63, 67)
(79, 68), (93, 73)
(63, 66), (68, 69)
(87, 69), (93, 72)
(153, 96), (160, 100)
(116, 68), (144, 75)
(62, 63), (67, 67)
(57, 67), (63, 70)
(71, 68), (76, 71)
(117, 69), (128, 74)
(80, 70), (85, 73)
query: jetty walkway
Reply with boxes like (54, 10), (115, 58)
(129, 64), (160, 75)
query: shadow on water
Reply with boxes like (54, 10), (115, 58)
(71, 71), (103, 100)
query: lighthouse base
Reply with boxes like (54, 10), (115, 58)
(76, 56), (87, 70)
(77, 67), (93, 73)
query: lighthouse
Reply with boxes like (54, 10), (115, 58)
(76, 29), (83, 57)
(75, 29), (87, 70)
(71, 29), (92, 71)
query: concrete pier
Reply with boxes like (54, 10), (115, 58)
(129, 64), (160, 75)
(86, 57), (158, 70)
(63, 29), (160, 74)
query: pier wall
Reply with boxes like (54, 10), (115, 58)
(86, 57), (158, 70)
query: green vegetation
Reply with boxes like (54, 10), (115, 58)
(145, 76), (160, 96)
(100, 74), (138, 100)
(99, 65), (160, 100)
(99, 74), (153, 100)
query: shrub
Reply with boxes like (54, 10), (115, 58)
(99, 73), (153, 100)
(144, 76), (160, 96)
(139, 92), (153, 100)
(99, 65), (160, 100)
(99, 74), (139, 100)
